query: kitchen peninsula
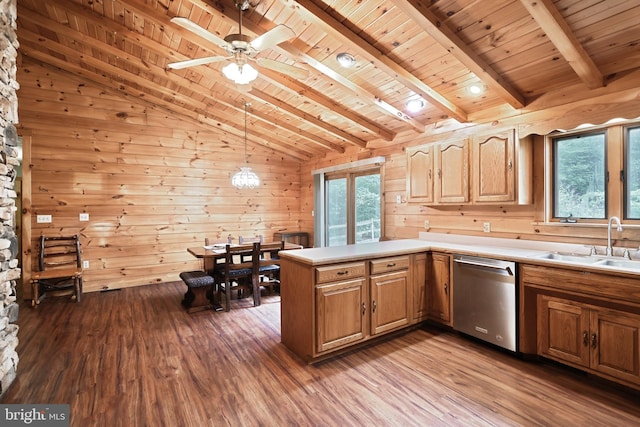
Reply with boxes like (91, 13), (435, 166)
(279, 235), (640, 390)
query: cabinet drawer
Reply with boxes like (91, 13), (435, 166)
(316, 262), (366, 284)
(370, 256), (410, 275)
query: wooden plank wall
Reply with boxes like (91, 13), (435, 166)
(300, 96), (640, 250)
(17, 59), (302, 293)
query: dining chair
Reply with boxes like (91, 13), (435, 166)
(203, 236), (232, 275)
(30, 235), (84, 306)
(257, 241), (284, 295)
(213, 242), (260, 311)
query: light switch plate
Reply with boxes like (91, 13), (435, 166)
(82, 260), (89, 269)
(37, 215), (52, 223)
(79, 213), (90, 221)
(483, 222), (491, 233)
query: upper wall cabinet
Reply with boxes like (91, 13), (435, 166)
(406, 145), (434, 204)
(436, 139), (469, 203)
(472, 129), (532, 204)
(407, 129), (532, 206)
(407, 139), (469, 204)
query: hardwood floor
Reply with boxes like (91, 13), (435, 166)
(3, 282), (639, 426)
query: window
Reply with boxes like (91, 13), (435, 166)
(625, 126), (640, 219)
(313, 157), (385, 247)
(325, 170), (381, 246)
(552, 132), (606, 219)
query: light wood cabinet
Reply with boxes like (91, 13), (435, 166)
(435, 139), (469, 203)
(281, 251), (426, 362)
(427, 252), (452, 325)
(370, 256), (411, 335)
(406, 145), (434, 203)
(406, 139), (468, 204)
(521, 264), (640, 389)
(406, 128), (532, 206)
(538, 295), (640, 386)
(472, 129), (532, 204)
(316, 272), (367, 353)
(411, 253), (428, 322)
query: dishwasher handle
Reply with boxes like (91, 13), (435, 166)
(453, 257), (514, 276)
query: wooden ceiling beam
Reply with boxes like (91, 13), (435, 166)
(289, 0), (468, 123)
(519, 0), (603, 89)
(256, 67), (397, 141)
(390, 0), (526, 109)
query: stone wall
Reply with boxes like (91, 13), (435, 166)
(0, 0), (20, 398)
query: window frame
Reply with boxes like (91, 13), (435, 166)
(550, 130), (608, 220)
(623, 125), (640, 220)
(545, 120), (640, 225)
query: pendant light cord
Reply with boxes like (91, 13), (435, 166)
(244, 102), (249, 164)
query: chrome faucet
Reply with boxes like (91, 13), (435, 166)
(606, 216), (623, 256)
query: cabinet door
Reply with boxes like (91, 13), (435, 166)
(406, 145), (434, 203)
(428, 253), (451, 325)
(591, 309), (640, 385)
(370, 270), (410, 335)
(315, 277), (367, 353)
(473, 129), (515, 202)
(435, 140), (469, 203)
(537, 295), (590, 368)
(411, 253), (428, 322)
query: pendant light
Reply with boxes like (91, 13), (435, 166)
(231, 102), (260, 189)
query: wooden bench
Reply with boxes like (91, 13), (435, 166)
(179, 271), (221, 313)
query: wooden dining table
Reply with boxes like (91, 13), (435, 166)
(186, 241), (303, 308)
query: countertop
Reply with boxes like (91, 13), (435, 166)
(278, 232), (640, 278)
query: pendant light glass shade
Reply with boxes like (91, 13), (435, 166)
(222, 62), (258, 85)
(232, 166), (260, 189)
(232, 102), (260, 189)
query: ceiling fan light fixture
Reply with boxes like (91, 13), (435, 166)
(223, 62), (259, 85)
(336, 52), (356, 68)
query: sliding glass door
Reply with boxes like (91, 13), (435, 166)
(325, 170), (381, 246)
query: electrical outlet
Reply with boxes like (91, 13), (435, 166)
(36, 215), (52, 223)
(483, 222), (491, 233)
(424, 220), (430, 230)
(79, 213), (90, 221)
(83, 260), (90, 269)
(396, 194), (402, 204)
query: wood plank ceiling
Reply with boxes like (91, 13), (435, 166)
(15, 0), (640, 160)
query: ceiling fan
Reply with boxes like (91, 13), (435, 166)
(168, 0), (308, 85)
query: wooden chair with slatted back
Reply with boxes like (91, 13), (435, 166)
(203, 236), (232, 275)
(31, 235), (84, 306)
(257, 241), (284, 295)
(212, 242), (260, 311)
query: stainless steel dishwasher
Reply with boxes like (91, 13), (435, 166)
(452, 254), (517, 352)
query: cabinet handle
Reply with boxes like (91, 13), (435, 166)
(336, 271), (349, 276)
(444, 283), (448, 294)
(428, 169), (432, 180)
(362, 302), (366, 316)
(372, 300), (377, 313)
(591, 333), (597, 349)
(583, 331), (588, 346)
(508, 159), (513, 170)
(437, 169), (442, 178)
(386, 263), (396, 268)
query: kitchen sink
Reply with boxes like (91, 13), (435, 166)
(594, 258), (640, 269)
(535, 252), (600, 263)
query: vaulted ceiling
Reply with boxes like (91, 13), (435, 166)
(16, 0), (640, 160)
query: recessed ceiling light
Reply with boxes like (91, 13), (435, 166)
(336, 52), (356, 68)
(469, 85), (483, 95)
(406, 98), (425, 113)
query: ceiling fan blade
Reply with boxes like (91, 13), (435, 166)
(250, 25), (295, 51)
(168, 56), (229, 70)
(171, 17), (231, 50)
(255, 57), (309, 80)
